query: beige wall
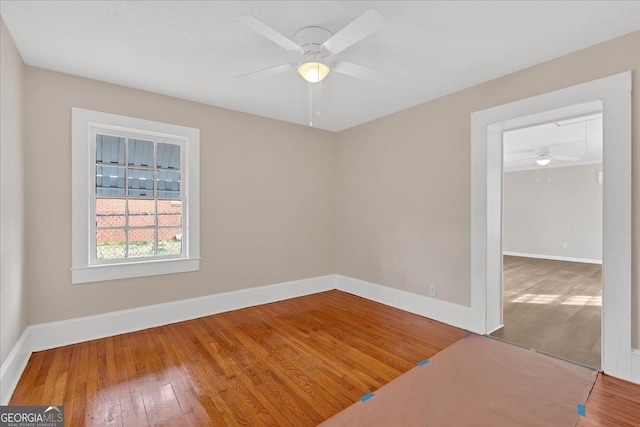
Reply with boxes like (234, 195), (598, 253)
(24, 67), (336, 324)
(0, 18), (27, 365)
(335, 31), (640, 345)
(10, 29), (640, 349)
(503, 164), (603, 261)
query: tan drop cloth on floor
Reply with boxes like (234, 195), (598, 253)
(319, 335), (597, 427)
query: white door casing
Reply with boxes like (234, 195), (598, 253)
(470, 72), (632, 380)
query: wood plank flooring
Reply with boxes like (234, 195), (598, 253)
(492, 255), (602, 368)
(10, 289), (640, 426)
(578, 374), (640, 427)
(10, 290), (465, 426)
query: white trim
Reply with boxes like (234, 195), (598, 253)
(471, 71), (633, 382)
(3, 275), (638, 404)
(71, 257), (201, 284)
(504, 159), (603, 174)
(71, 108), (200, 284)
(487, 324), (504, 335)
(0, 331), (31, 406)
(334, 275), (482, 334)
(28, 275), (334, 352)
(632, 349), (640, 384)
(503, 251), (602, 265)
(0, 274), (335, 404)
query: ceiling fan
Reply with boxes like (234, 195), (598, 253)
(505, 144), (585, 166)
(235, 9), (391, 83)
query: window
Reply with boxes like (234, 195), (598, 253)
(72, 108), (200, 284)
(94, 134), (183, 261)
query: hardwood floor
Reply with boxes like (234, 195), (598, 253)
(492, 255), (602, 368)
(10, 289), (640, 426)
(10, 290), (465, 426)
(578, 374), (640, 427)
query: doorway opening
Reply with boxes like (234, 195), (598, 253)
(470, 72), (632, 381)
(490, 105), (603, 369)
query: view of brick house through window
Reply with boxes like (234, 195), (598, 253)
(95, 134), (183, 260)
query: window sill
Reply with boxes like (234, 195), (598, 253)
(71, 257), (200, 284)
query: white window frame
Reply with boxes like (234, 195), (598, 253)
(72, 108), (200, 284)
(90, 128), (186, 265)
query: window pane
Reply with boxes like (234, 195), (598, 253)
(157, 143), (180, 170)
(128, 199), (155, 227)
(96, 229), (126, 259)
(96, 134), (125, 165)
(157, 170), (181, 197)
(158, 228), (182, 255)
(96, 198), (125, 228)
(128, 228), (156, 258)
(128, 168), (154, 196)
(128, 138), (154, 167)
(158, 200), (182, 226)
(96, 166), (125, 195)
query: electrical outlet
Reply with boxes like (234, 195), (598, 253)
(563, 242), (568, 249)
(428, 284), (437, 298)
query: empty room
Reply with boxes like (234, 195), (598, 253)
(1, 2), (639, 426)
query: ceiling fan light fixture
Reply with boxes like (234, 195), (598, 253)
(536, 159), (551, 166)
(297, 61), (330, 83)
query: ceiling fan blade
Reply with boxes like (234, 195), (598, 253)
(238, 15), (303, 53)
(321, 9), (386, 55)
(503, 150), (537, 163)
(332, 60), (392, 81)
(235, 63), (296, 80)
(504, 156), (537, 163)
(552, 156), (582, 161)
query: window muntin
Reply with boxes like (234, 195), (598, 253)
(72, 108), (200, 284)
(91, 129), (185, 264)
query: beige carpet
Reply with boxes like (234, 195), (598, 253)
(492, 256), (602, 368)
(320, 335), (597, 427)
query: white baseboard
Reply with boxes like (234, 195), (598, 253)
(333, 275), (639, 385)
(334, 275), (482, 334)
(503, 251), (602, 265)
(2, 273), (636, 405)
(0, 274), (335, 404)
(0, 331), (31, 406)
(632, 349), (640, 384)
(487, 324), (504, 335)
(27, 274), (335, 353)
(1, 274), (481, 404)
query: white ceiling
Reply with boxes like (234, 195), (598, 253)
(504, 113), (603, 172)
(2, 1), (639, 132)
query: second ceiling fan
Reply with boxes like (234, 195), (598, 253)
(236, 9), (391, 83)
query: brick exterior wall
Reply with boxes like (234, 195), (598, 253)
(96, 198), (181, 243)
